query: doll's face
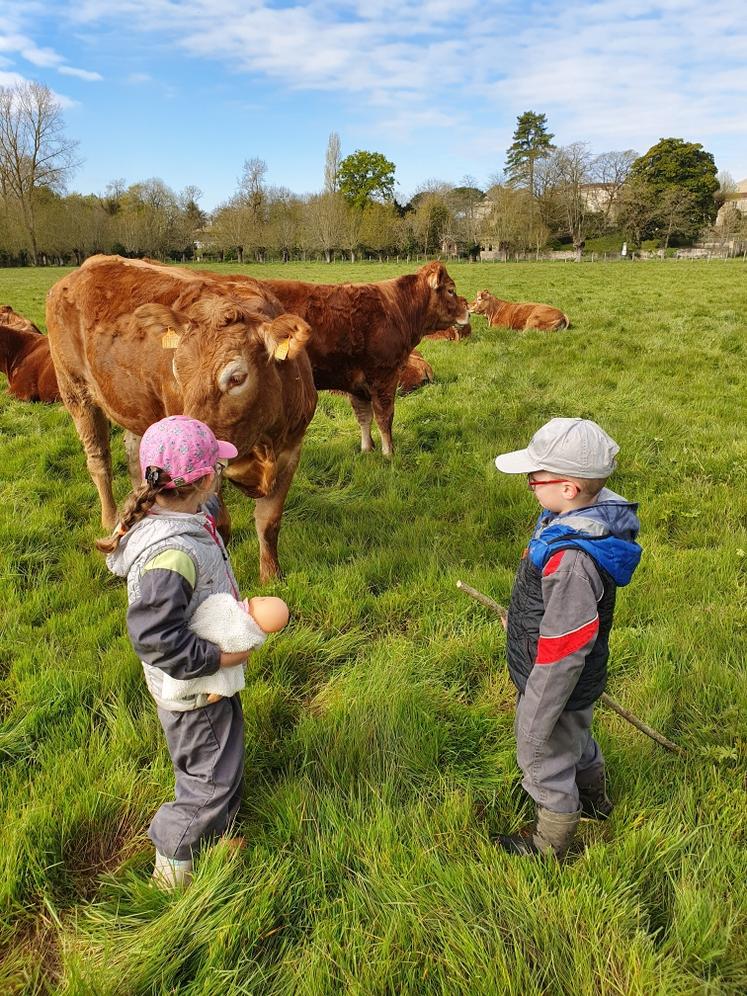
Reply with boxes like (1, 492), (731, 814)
(247, 595), (289, 633)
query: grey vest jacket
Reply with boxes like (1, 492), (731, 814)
(107, 508), (240, 711)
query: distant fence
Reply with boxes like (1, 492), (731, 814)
(476, 248), (747, 263)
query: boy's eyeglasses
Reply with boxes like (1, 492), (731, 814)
(527, 478), (571, 488)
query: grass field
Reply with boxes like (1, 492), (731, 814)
(1, 259), (746, 994)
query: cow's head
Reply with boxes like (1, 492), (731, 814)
(469, 290), (495, 315)
(418, 261), (470, 331)
(132, 296), (311, 454)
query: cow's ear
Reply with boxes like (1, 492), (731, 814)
(129, 303), (191, 344)
(259, 313), (311, 362)
(424, 261), (446, 290)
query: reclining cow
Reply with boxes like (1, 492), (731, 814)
(46, 255), (316, 582)
(0, 305), (60, 403)
(423, 322), (472, 341)
(398, 349), (434, 395)
(200, 262), (469, 455)
(470, 290), (569, 331)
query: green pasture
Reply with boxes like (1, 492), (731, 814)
(1, 260), (746, 994)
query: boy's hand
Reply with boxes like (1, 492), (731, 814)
(219, 651), (249, 669)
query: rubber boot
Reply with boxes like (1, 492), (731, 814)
(576, 765), (614, 821)
(496, 805), (581, 858)
(152, 851), (193, 889)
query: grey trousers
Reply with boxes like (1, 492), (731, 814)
(515, 694), (604, 814)
(150, 695), (245, 861)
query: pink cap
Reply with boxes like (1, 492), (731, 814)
(139, 416), (238, 488)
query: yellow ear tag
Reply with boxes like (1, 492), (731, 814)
(274, 338), (290, 361)
(161, 327), (181, 349)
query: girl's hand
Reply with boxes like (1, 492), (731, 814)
(219, 651), (249, 669)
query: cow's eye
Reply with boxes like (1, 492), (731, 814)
(228, 372), (247, 387)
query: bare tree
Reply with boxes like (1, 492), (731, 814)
(0, 81), (80, 263)
(482, 184), (547, 258)
(324, 132), (342, 194)
(546, 143), (596, 258)
(592, 149), (637, 228)
(303, 192), (347, 262)
(239, 158), (267, 218)
(266, 186), (302, 262)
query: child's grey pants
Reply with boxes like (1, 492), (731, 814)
(149, 695), (244, 861)
(515, 693), (604, 814)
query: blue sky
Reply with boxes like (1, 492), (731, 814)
(1, 0), (745, 210)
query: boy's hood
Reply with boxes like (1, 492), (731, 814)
(532, 488), (642, 586)
(546, 487), (640, 542)
(106, 508), (212, 578)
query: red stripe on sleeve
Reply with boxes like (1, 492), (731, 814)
(536, 617), (599, 665)
(543, 551), (566, 576)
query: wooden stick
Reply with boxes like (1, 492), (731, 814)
(456, 579), (683, 755)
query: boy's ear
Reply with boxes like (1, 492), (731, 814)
(258, 314), (312, 361)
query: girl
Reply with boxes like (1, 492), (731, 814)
(97, 415), (249, 888)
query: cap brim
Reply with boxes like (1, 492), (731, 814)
(494, 449), (542, 474)
(217, 439), (238, 460)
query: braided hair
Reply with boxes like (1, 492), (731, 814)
(94, 467), (205, 555)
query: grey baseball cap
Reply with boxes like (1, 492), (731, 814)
(494, 417), (619, 478)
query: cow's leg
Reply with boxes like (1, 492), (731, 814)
(252, 440), (303, 583)
(370, 375), (399, 457)
(66, 400), (116, 527)
(122, 430), (142, 487)
(348, 392), (375, 452)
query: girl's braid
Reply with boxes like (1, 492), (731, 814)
(94, 469), (206, 555)
(94, 480), (162, 554)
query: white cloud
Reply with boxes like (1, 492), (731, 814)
(60, 0), (746, 133)
(59, 65), (102, 80)
(6, 0), (747, 173)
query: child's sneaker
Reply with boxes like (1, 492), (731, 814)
(152, 851), (193, 889)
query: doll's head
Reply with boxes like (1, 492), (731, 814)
(246, 596), (289, 633)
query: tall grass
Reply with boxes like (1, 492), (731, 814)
(1, 260), (745, 993)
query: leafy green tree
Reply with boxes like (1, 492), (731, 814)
(505, 111), (555, 196)
(338, 150), (395, 210)
(630, 138), (719, 225)
(615, 177), (659, 247)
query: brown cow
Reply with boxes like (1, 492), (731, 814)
(0, 306), (60, 403)
(398, 349), (434, 395)
(423, 322), (472, 341)
(470, 290), (569, 331)
(199, 262), (469, 455)
(46, 255), (316, 582)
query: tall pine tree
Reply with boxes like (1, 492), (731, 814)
(505, 111), (555, 196)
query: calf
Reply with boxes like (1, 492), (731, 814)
(398, 350), (434, 395)
(470, 290), (569, 331)
(423, 322), (472, 341)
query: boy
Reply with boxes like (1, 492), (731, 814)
(493, 417), (642, 858)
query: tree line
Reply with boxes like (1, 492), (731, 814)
(0, 84), (742, 267)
